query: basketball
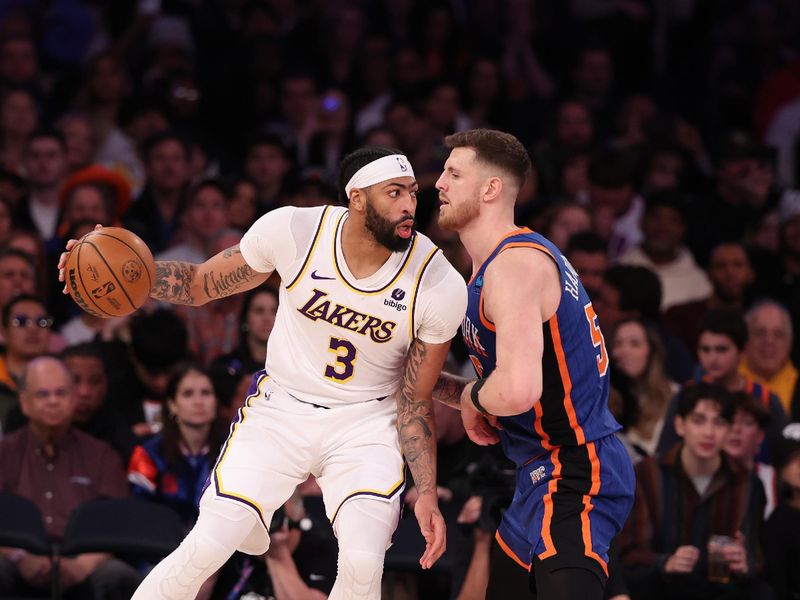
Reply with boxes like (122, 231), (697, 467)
(65, 227), (156, 318)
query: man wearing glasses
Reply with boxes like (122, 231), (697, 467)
(0, 294), (53, 430)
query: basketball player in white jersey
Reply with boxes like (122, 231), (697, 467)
(58, 147), (467, 599)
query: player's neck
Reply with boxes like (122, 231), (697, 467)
(340, 217), (393, 279)
(459, 214), (518, 275)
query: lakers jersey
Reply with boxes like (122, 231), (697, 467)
(240, 205), (467, 407)
(463, 228), (621, 467)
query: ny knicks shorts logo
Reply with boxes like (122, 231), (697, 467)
(530, 466), (547, 484)
(384, 288), (407, 311)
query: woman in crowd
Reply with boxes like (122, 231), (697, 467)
(611, 317), (678, 458)
(128, 363), (228, 525)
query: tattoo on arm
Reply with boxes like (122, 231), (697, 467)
(397, 339), (437, 495)
(433, 373), (469, 409)
(202, 263), (255, 299)
(152, 261), (197, 305)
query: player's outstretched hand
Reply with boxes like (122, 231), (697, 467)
(460, 381), (500, 446)
(57, 223), (103, 293)
(415, 492), (446, 570)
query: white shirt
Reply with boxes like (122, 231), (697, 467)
(617, 245), (712, 310)
(240, 205), (467, 407)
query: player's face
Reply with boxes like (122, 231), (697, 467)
(168, 370), (217, 427)
(697, 332), (740, 383)
(611, 320), (650, 379)
(65, 355), (107, 423)
(675, 399), (730, 461)
(724, 409), (764, 461)
(436, 147), (482, 231)
(363, 176), (417, 252)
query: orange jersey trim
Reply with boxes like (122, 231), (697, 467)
(580, 442), (609, 576)
(495, 531), (532, 571)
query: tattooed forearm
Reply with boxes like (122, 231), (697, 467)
(433, 373), (471, 409)
(152, 261), (197, 305)
(203, 264), (255, 299)
(397, 339), (437, 495)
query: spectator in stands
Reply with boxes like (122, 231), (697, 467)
(595, 264), (693, 382)
(106, 308), (189, 438)
(128, 363), (227, 525)
(56, 165), (132, 239)
(611, 318), (678, 458)
(123, 131), (192, 253)
(242, 133), (292, 211)
(658, 309), (787, 463)
(54, 112), (97, 174)
(0, 294), (53, 427)
(227, 178), (258, 232)
(618, 383), (765, 600)
(763, 423), (800, 600)
(618, 190), (712, 311)
(586, 149), (643, 258)
(0, 34), (39, 89)
(14, 130), (69, 244)
(534, 202), (592, 250)
(663, 241), (755, 356)
(740, 300), (798, 418)
(724, 392), (775, 517)
(156, 179), (230, 264)
(565, 231), (608, 298)
(0, 356), (140, 599)
(63, 343), (137, 462)
(0, 248), (35, 316)
(259, 487), (337, 599)
(0, 87), (38, 176)
(211, 285), (278, 379)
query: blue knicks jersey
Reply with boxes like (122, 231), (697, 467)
(462, 228), (621, 467)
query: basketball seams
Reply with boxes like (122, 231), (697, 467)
(91, 230), (154, 289)
(74, 241), (114, 317)
(82, 239), (139, 311)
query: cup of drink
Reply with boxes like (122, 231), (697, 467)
(707, 535), (735, 583)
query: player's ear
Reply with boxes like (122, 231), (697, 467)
(482, 176), (503, 203)
(349, 189), (364, 212)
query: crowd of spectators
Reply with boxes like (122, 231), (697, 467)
(0, 0), (799, 598)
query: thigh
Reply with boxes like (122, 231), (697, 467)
(316, 400), (405, 526)
(210, 376), (316, 531)
(531, 437), (634, 583)
(486, 536), (535, 600)
(531, 557), (604, 600)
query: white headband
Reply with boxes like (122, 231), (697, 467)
(345, 154), (415, 197)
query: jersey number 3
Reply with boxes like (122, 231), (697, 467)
(325, 337), (357, 382)
(584, 303), (609, 377)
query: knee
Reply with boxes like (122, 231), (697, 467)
(338, 548), (384, 582)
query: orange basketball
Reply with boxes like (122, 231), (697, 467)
(65, 227), (156, 318)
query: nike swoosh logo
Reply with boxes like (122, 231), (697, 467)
(311, 270), (335, 280)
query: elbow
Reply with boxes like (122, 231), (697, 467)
(497, 379), (541, 416)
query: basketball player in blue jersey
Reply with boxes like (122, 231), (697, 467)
(432, 129), (635, 599)
(57, 147), (467, 599)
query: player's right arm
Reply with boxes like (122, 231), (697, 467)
(151, 245), (271, 306)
